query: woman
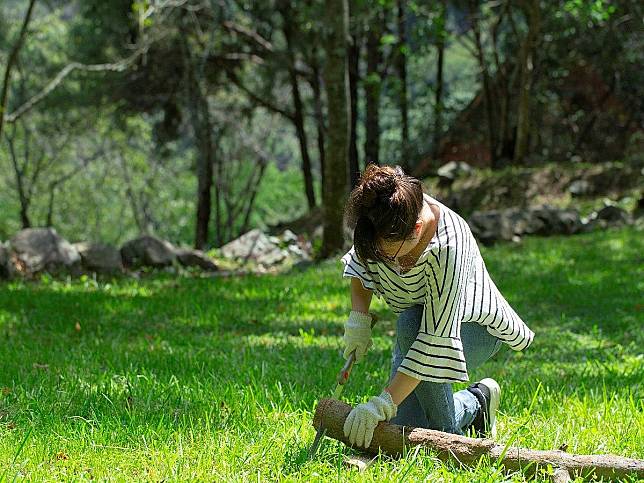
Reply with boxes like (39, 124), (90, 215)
(340, 164), (534, 449)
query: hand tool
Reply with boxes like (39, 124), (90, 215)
(308, 314), (378, 459)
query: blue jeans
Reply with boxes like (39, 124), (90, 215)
(389, 305), (502, 434)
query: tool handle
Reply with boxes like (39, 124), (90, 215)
(336, 351), (356, 386)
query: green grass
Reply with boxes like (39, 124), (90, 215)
(0, 227), (642, 481)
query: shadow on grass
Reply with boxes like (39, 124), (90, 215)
(0, 228), (641, 433)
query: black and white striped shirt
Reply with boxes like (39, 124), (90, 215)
(341, 195), (534, 383)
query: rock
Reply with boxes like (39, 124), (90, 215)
(469, 206), (582, 244)
(437, 161), (473, 188)
(9, 228), (81, 275)
(174, 247), (219, 271)
(256, 248), (288, 266)
(594, 205), (630, 225)
(531, 206), (583, 236)
(279, 229), (299, 244)
(120, 235), (176, 268)
(634, 196), (644, 219)
(220, 229), (285, 265)
(74, 242), (123, 273)
(468, 210), (515, 245)
(0, 242), (10, 280)
(568, 179), (592, 197)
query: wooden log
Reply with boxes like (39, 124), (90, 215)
(313, 398), (644, 480)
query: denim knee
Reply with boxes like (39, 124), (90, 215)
(395, 305), (423, 354)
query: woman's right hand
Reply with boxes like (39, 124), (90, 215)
(343, 311), (373, 362)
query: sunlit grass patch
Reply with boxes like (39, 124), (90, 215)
(0, 227), (642, 480)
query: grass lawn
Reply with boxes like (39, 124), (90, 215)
(0, 227), (642, 481)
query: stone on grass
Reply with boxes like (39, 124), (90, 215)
(469, 206), (582, 245)
(594, 205), (630, 225)
(9, 228), (81, 275)
(437, 161), (473, 188)
(74, 242), (123, 273)
(279, 229), (299, 244)
(568, 179), (592, 197)
(220, 229), (286, 265)
(634, 196), (644, 219)
(120, 235), (176, 268)
(0, 242), (11, 280)
(174, 247), (219, 271)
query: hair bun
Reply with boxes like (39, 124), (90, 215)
(359, 184), (378, 209)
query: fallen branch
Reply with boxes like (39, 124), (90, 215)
(313, 398), (644, 480)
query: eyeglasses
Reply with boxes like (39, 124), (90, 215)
(379, 238), (406, 264)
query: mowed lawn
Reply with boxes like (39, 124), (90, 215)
(0, 227), (642, 481)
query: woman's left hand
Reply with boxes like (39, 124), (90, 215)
(343, 391), (397, 448)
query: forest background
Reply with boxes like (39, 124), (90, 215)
(1, 0), (641, 256)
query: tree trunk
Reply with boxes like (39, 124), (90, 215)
(432, 0), (447, 161)
(348, 29), (360, 188)
(469, 1), (499, 168)
(513, 0), (541, 163)
(5, 128), (32, 229)
(19, 203), (31, 229)
(188, 73), (214, 250)
(321, 0), (350, 258)
(309, 51), (326, 193)
(282, 13), (317, 208)
(491, 1), (514, 160)
(364, 14), (382, 167)
(314, 398), (644, 480)
(0, 0), (36, 141)
(396, 0), (409, 169)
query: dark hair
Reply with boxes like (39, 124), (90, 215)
(344, 164), (424, 263)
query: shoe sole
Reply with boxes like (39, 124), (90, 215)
(479, 378), (500, 438)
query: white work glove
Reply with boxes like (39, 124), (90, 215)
(342, 311), (373, 362)
(343, 391), (397, 448)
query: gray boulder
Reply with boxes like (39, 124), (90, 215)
(531, 206), (583, 236)
(469, 210), (516, 245)
(594, 205), (630, 226)
(120, 235), (176, 268)
(437, 161), (473, 189)
(174, 247), (219, 271)
(74, 242), (123, 273)
(0, 242), (11, 280)
(634, 196), (644, 219)
(568, 179), (592, 197)
(469, 206), (582, 245)
(220, 229), (286, 264)
(10, 228), (81, 274)
(279, 229), (299, 245)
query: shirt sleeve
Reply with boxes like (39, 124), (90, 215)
(397, 217), (473, 383)
(340, 247), (376, 292)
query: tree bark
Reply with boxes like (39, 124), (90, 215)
(348, 29), (361, 189)
(432, 0), (447, 161)
(314, 398), (644, 480)
(184, 54), (214, 249)
(5, 128), (31, 228)
(309, 50), (326, 193)
(281, 9), (316, 209)
(0, 0), (36, 140)
(396, 0), (409, 169)
(469, 1), (499, 168)
(364, 14), (382, 167)
(491, 1), (515, 161)
(513, 0), (541, 162)
(320, 0), (350, 258)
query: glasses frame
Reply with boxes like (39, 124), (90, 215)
(379, 238), (407, 264)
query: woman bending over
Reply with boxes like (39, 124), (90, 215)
(341, 164), (534, 448)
